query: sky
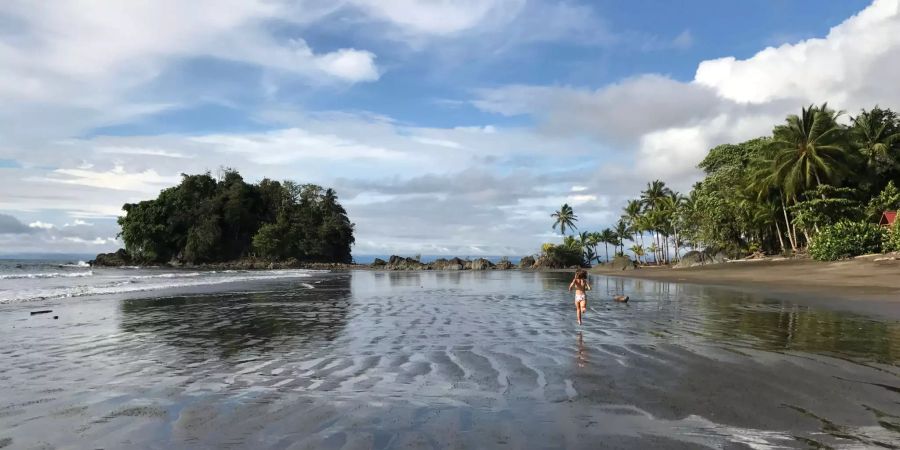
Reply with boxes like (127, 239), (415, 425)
(1, 0), (898, 258)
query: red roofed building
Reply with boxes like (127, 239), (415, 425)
(880, 211), (897, 227)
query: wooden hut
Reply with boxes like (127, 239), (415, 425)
(879, 211), (897, 227)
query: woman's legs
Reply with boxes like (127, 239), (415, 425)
(575, 302), (582, 324)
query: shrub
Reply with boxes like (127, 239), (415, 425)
(808, 221), (886, 261)
(885, 221), (900, 252)
(541, 243), (584, 267)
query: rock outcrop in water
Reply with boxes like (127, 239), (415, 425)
(91, 249), (133, 267)
(373, 255), (524, 271)
(518, 256), (535, 269)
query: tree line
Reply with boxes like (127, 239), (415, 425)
(547, 104), (900, 264)
(117, 170), (355, 264)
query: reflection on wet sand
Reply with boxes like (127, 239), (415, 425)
(119, 276), (352, 360)
(575, 332), (587, 368)
(0, 270), (898, 449)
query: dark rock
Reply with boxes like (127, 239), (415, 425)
(601, 255), (637, 271)
(53, 316), (58, 320)
(371, 258), (387, 266)
(470, 258), (494, 270)
(90, 248), (132, 267)
(674, 250), (728, 269)
(431, 258), (464, 270)
(531, 256), (557, 269)
(383, 255), (427, 270)
(518, 256), (536, 269)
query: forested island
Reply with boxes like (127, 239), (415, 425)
(94, 170), (355, 266)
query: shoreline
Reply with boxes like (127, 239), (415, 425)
(590, 253), (900, 308)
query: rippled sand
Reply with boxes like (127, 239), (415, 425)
(1, 271), (899, 449)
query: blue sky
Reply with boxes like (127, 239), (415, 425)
(0, 0), (896, 256)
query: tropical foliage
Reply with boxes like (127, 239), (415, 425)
(118, 170), (355, 264)
(546, 104), (900, 265)
(807, 221), (885, 261)
(551, 203), (578, 235)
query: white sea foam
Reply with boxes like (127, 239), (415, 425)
(129, 272), (203, 279)
(61, 261), (91, 268)
(0, 271), (93, 280)
(0, 269), (322, 304)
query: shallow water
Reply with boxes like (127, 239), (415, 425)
(1, 271), (899, 449)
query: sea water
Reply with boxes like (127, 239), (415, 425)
(0, 259), (321, 304)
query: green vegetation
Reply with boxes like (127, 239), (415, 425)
(551, 203), (578, 235)
(546, 104), (900, 264)
(117, 170), (354, 264)
(885, 221), (900, 253)
(807, 221), (885, 261)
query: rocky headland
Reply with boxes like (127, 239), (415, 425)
(90, 251), (585, 271)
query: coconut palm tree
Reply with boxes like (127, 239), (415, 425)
(647, 243), (659, 265)
(851, 107), (900, 174)
(577, 231), (598, 265)
(630, 244), (645, 265)
(768, 104), (850, 200)
(614, 219), (629, 255)
(599, 228), (616, 262)
(623, 199), (644, 243)
(641, 180), (671, 208)
(551, 203), (578, 235)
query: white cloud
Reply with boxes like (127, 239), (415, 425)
(191, 128), (412, 165)
(0, 0), (381, 146)
(475, 0), (900, 186)
(695, 0), (900, 107)
(30, 165), (180, 193)
(64, 219), (93, 227)
(96, 146), (192, 159)
(347, 0), (523, 35)
(412, 137), (464, 149)
(62, 236), (115, 245)
(28, 221), (54, 230)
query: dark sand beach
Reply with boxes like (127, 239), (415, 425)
(592, 255), (900, 317)
(2, 270), (899, 449)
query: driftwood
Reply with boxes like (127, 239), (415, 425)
(30, 310), (52, 315)
(612, 295), (629, 303)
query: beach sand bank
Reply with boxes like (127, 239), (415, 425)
(591, 254), (900, 314)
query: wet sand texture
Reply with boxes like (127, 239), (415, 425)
(1, 271), (899, 449)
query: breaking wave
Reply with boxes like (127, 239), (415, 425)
(0, 269), (322, 304)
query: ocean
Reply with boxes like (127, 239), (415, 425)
(0, 258), (322, 304)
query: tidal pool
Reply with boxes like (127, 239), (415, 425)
(1, 271), (898, 449)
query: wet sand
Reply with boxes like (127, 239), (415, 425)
(592, 255), (900, 317)
(1, 271), (899, 449)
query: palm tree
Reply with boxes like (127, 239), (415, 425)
(599, 228), (615, 262)
(615, 219), (629, 255)
(588, 232), (603, 263)
(641, 180), (671, 210)
(623, 199), (644, 244)
(647, 242), (659, 265)
(768, 104), (849, 200)
(551, 203), (578, 235)
(630, 244), (645, 265)
(640, 180), (672, 262)
(577, 231), (597, 265)
(851, 107), (900, 174)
